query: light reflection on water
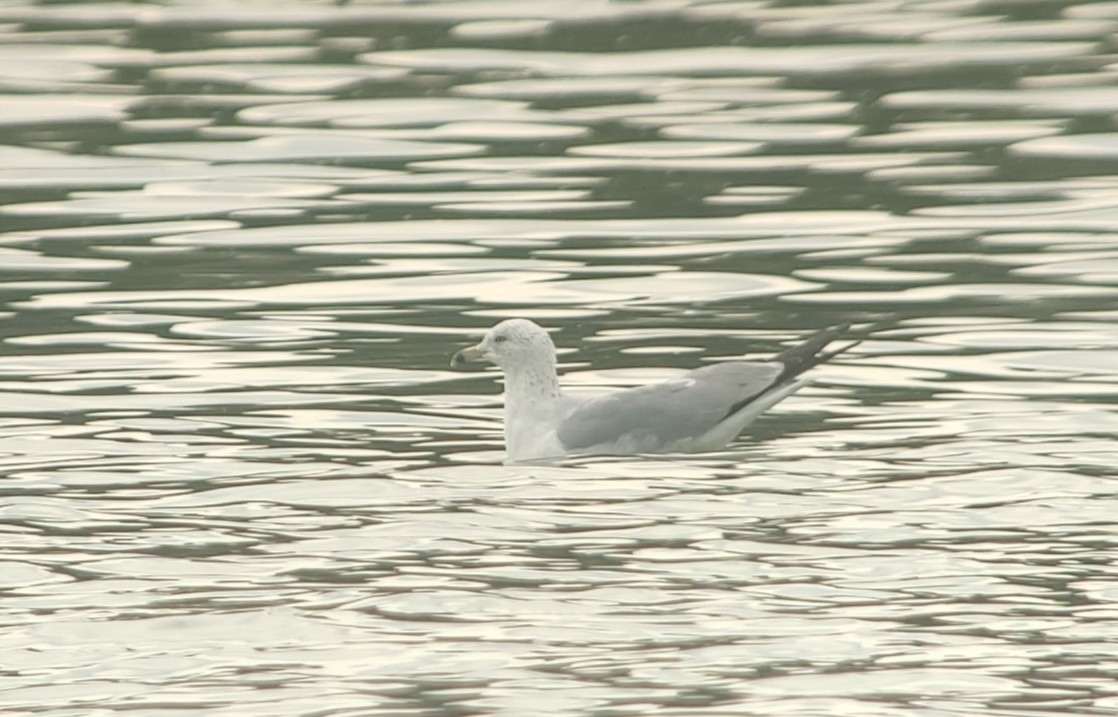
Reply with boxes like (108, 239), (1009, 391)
(2, 1), (1118, 715)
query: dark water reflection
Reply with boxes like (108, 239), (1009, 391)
(2, 1), (1118, 715)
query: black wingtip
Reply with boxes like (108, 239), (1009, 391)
(772, 322), (859, 385)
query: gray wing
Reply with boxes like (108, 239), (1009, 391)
(556, 361), (783, 452)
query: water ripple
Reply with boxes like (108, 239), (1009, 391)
(2, 2), (1118, 716)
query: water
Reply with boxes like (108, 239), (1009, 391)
(2, 1), (1118, 715)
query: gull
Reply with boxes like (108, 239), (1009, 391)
(452, 318), (857, 462)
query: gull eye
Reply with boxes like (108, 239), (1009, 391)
(494, 335), (508, 344)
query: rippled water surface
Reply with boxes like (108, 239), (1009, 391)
(3, 1), (1118, 715)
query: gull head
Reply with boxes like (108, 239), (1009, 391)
(451, 318), (557, 371)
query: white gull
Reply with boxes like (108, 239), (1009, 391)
(452, 318), (856, 462)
